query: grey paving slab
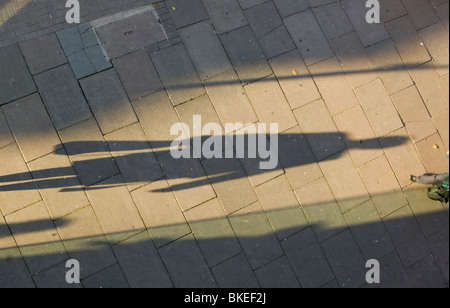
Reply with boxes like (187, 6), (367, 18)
(220, 26), (273, 84)
(32, 263), (82, 288)
(180, 20), (232, 81)
(131, 180), (191, 248)
(428, 227), (449, 284)
(307, 0), (335, 6)
(0, 44), (36, 106)
(0, 110), (14, 149)
(79, 69), (138, 134)
(0, 143), (41, 215)
(56, 27), (84, 57)
(229, 202), (284, 269)
(342, 0), (389, 47)
(2, 93), (62, 162)
(58, 118), (119, 187)
(211, 253), (260, 288)
(284, 10), (334, 66)
(67, 50), (97, 79)
(19, 33), (67, 75)
(379, 0), (408, 23)
(419, 22), (449, 76)
(407, 254), (447, 288)
(201, 0), (247, 34)
(54, 206), (116, 279)
(258, 25), (296, 60)
(112, 231), (173, 288)
(255, 175), (308, 240)
(150, 44), (205, 106)
(5, 201), (68, 274)
(376, 251), (411, 288)
(254, 256), (301, 288)
(273, 0), (309, 17)
(269, 49), (321, 109)
(244, 1), (282, 40)
(113, 50), (164, 102)
(354, 79), (404, 138)
(0, 214), (9, 239)
(34, 64), (92, 131)
(82, 264), (129, 288)
(295, 178), (348, 243)
(312, 2), (354, 40)
(167, 0), (209, 28)
(84, 45), (112, 72)
(401, 0), (440, 30)
(158, 234), (217, 288)
(366, 38), (414, 95)
(184, 199), (242, 266)
(281, 227), (335, 288)
(436, 2), (449, 33)
(238, 0), (271, 9)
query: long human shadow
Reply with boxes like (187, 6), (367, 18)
(0, 133), (407, 192)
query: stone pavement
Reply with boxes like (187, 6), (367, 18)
(0, 0), (449, 288)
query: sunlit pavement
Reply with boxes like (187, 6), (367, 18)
(0, 0), (449, 288)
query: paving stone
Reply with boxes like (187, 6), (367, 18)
(0, 213), (9, 239)
(322, 229), (366, 288)
(308, 57), (359, 116)
(0, 44), (36, 106)
(255, 175), (308, 240)
(244, 1), (282, 40)
(344, 200), (394, 260)
(428, 227), (449, 284)
(202, 157), (257, 214)
(258, 25), (296, 60)
(185, 199), (242, 266)
(383, 205), (431, 267)
(238, 0), (271, 9)
(32, 262), (82, 288)
(401, 0), (440, 30)
(0, 144), (41, 215)
(330, 31), (378, 89)
(82, 264), (129, 288)
(158, 153), (216, 211)
(167, 0), (209, 29)
(376, 251), (411, 288)
(84, 44), (112, 72)
(19, 33), (67, 75)
(307, 0), (335, 6)
(81, 27), (99, 48)
(366, 38), (414, 95)
(219, 26), (273, 84)
(0, 236), (36, 288)
(58, 118), (119, 186)
(436, 2), (449, 33)
(379, 0), (408, 23)
(150, 44), (205, 106)
(105, 123), (164, 191)
(404, 183), (449, 237)
(385, 15), (431, 69)
(113, 50), (163, 102)
(254, 256), (301, 288)
(342, 0), (389, 47)
(415, 133), (449, 174)
(294, 99), (346, 162)
(158, 234), (217, 288)
(244, 76), (298, 133)
(201, 0), (247, 34)
(319, 151), (370, 213)
(281, 227), (335, 288)
(419, 22), (449, 76)
(277, 126), (323, 189)
(67, 50), (97, 79)
(204, 70), (258, 130)
(28, 149), (89, 220)
(358, 155), (408, 217)
(54, 206), (116, 279)
(354, 79), (403, 138)
(333, 105), (384, 167)
(79, 69), (137, 134)
(85, 175), (145, 243)
(2, 93), (62, 162)
(180, 20), (232, 80)
(273, 0), (309, 17)
(211, 253), (260, 288)
(269, 50), (321, 109)
(131, 180), (191, 248)
(408, 62), (449, 116)
(56, 27), (84, 57)
(132, 90), (183, 156)
(312, 2), (354, 40)
(380, 128), (427, 188)
(284, 10), (334, 66)
(34, 64), (92, 130)
(0, 110), (14, 149)
(390, 85), (437, 143)
(295, 178), (347, 242)
(432, 110), (450, 151)
(112, 231), (173, 288)
(94, 9), (166, 59)
(229, 202), (283, 269)
(5, 201), (68, 274)
(406, 254), (447, 288)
